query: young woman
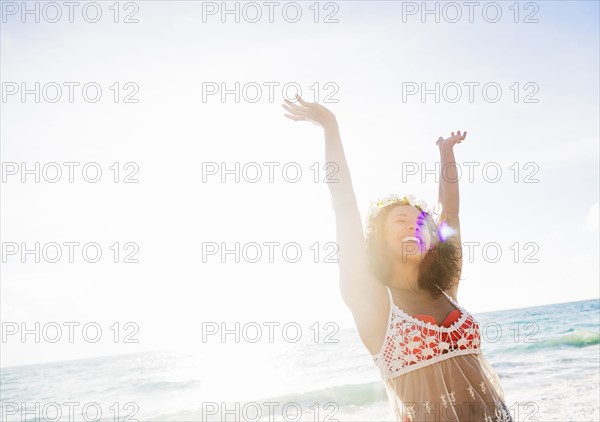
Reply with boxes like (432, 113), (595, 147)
(282, 95), (513, 422)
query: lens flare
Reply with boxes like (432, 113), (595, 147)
(438, 221), (457, 242)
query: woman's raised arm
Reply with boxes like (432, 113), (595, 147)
(435, 131), (466, 299)
(281, 95), (388, 332)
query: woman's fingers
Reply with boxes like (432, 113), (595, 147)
(283, 100), (309, 113)
(282, 95), (335, 128)
(435, 131), (467, 147)
(281, 103), (310, 117)
(448, 131), (467, 140)
(282, 101), (310, 113)
(295, 94), (311, 107)
(284, 96), (307, 107)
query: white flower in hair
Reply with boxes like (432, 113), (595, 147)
(366, 193), (435, 222)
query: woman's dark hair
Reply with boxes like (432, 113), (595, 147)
(365, 204), (461, 299)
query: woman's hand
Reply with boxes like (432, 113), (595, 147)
(436, 130), (467, 150)
(281, 94), (338, 130)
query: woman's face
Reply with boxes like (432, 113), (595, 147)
(383, 205), (434, 260)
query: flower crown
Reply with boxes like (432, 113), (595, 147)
(366, 193), (438, 222)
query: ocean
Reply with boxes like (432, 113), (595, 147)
(1, 298), (598, 422)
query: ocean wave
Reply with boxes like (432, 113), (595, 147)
(526, 330), (600, 350)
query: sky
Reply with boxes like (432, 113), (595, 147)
(1, 0), (599, 368)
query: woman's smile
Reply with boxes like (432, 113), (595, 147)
(400, 235), (421, 245)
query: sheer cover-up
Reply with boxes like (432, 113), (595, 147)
(371, 286), (514, 422)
